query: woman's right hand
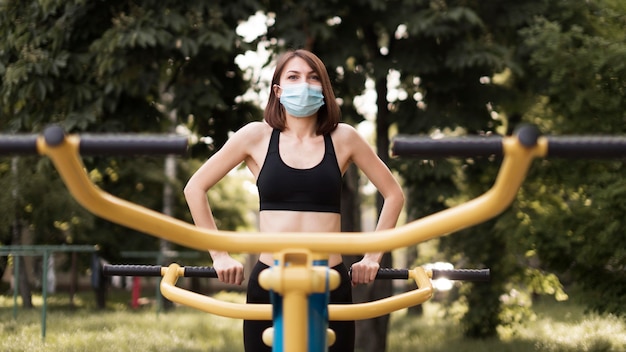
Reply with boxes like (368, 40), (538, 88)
(212, 254), (245, 285)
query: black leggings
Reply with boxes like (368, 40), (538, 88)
(244, 261), (355, 352)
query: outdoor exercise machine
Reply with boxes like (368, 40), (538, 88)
(102, 263), (489, 350)
(1, 124), (625, 351)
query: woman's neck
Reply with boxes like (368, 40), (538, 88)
(284, 117), (318, 138)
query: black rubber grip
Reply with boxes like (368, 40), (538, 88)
(102, 264), (217, 278)
(0, 135), (39, 155)
(348, 267), (409, 280)
(391, 135), (504, 158)
(103, 264), (163, 277)
(349, 268), (490, 281)
(182, 266), (218, 278)
(546, 136), (626, 159)
(375, 268), (409, 279)
(431, 269), (490, 282)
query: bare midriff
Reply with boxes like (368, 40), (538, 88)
(258, 210), (343, 267)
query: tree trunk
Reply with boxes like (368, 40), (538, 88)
(342, 163), (363, 273)
(70, 252), (78, 307)
(12, 221), (33, 309)
(352, 74), (395, 352)
(17, 257), (33, 308)
(0, 256), (7, 286)
(341, 164), (361, 233)
(11, 157), (33, 308)
(352, 252), (393, 352)
(346, 74), (396, 352)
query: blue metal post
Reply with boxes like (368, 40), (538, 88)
(270, 289), (284, 352)
(308, 260), (330, 352)
(271, 260), (331, 352)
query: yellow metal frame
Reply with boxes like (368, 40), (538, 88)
(159, 254), (435, 320)
(36, 134), (548, 254)
(35, 132), (548, 351)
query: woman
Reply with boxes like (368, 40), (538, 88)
(184, 49), (404, 352)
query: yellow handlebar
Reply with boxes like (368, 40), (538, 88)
(159, 263), (435, 321)
(37, 133), (547, 255)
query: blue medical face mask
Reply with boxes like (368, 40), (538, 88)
(278, 83), (325, 118)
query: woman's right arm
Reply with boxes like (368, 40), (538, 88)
(183, 123), (264, 285)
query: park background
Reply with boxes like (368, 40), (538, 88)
(1, 1), (625, 351)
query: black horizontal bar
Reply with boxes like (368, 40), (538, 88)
(0, 125), (188, 156)
(431, 269), (490, 282)
(546, 136), (626, 158)
(392, 135), (503, 158)
(102, 264), (217, 278)
(0, 135), (39, 155)
(392, 135), (626, 159)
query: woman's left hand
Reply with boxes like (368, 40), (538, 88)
(350, 258), (380, 286)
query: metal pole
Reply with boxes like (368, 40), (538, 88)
(41, 250), (49, 340)
(13, 255), (19, 319)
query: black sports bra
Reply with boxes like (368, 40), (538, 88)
(257, 129), (342, 213)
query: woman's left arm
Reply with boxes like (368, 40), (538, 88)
(339, 125), (405, 285)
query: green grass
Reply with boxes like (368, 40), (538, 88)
(1, 290), (625, 351)
(388, 298), (626, 352)
(0, 291), (244, 352)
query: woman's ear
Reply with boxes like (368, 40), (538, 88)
(273, 84), (282, 98)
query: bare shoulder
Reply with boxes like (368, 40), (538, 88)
(330, 123), (373, 170)
(235, 121), (271, 137)
(332, 122), (361, 140)
(332, 123), (368, 147)
(230, 121), (272, 145)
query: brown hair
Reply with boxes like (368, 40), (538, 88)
(264, 49), (341, 135)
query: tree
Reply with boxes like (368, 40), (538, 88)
(440, 0), (626, 337)
(1, 0), (262, 302)
(509, 0), (626, 316)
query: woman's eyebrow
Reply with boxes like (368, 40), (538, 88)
(285, 69), (315, 75)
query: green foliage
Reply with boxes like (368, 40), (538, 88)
(519, 11), (626, 133)
(0, 0), (261, 137)
(0, 0), (262, 265)
(414, 0), (626, 337)
(510, 160), (626, 316)
(505, 0), (626, 318)
(0, 157), (94, 244)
